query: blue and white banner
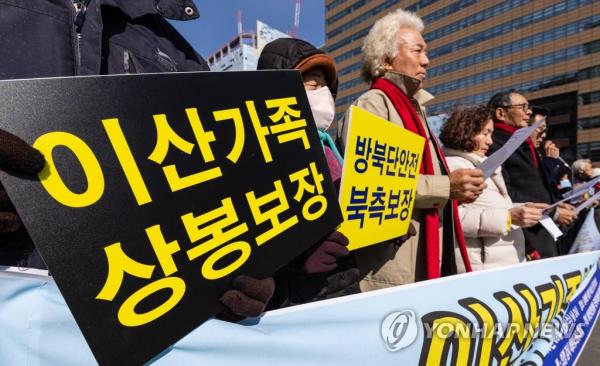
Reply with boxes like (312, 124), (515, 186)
(2, 251), (600, 365)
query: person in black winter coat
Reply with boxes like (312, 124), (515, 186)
(487, 91), (577, 258)
(257, 38), (362, 307)
(0, 0), (209, 79)
(0, 0), (273, 320)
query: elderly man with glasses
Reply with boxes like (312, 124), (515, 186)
(487, 90), (577, 259)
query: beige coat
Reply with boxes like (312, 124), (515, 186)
(337, 72), (453, 291)
(444, 148), (526, 271)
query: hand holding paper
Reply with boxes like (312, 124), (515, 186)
(509, 203), (545, 228)
(449, 168), (486, 203)
(556, 203), (578, 226)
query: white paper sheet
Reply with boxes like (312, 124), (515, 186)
(576, 190), (600, 213)
(542, 189), (589, 213)
(479, 118), (545, 179)
(561, 176), (600, 198)
(539, 215), (563, 241)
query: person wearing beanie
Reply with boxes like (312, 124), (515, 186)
(257, 38), (361, 307)
(258, 37), (342, 178)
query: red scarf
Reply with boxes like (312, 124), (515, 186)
(371, 77), (472, 278)
(493, 122), (538, 167)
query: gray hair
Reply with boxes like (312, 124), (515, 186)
(361, 9), (424, 83)
(572, 159), (592, 175)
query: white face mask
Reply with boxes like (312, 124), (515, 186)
(560, 179), (572, 189)
(306, 87), (336, 131)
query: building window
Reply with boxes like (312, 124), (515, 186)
(428, 43), (599, 96)
(428, 0), (597, 59)
(427, 65), (600, 114)
(579, 117), (600, 130)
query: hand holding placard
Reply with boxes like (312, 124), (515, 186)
(303, 231), (350, 274)
(219, 275), (275, 321)
(337, 106), (424, 251)
(0, 129), (45, 250)
(0, 71), (344, 365)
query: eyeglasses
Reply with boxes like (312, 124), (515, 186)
(502, 103), (531, 112)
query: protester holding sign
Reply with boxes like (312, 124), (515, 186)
(337, 9), (482, 290)
(0, 0), (275, 321)
(0, 0), (209, 267)
(487, 91), (577, 259)
(440, 106), (546, 271)
(257, 38), (361, 306)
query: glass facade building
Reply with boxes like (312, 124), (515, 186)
(326, 0), (600, 162)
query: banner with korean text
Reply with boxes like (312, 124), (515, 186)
(0, 72), (342, 365)
(338, 105), (424, 250)
(2, 252), (600, 365)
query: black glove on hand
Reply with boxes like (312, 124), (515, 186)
(393, 222), (417, 249)
(303, 231), (350, 274)
(0, 129), (45, 175)
(219, 275), (275, 321)
(0, 129), (45, 235)
(0, 129), (46, 269)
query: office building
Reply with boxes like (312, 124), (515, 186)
(207, 21), (289, 72)
(326, 0), (600, 162)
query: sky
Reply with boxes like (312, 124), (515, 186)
(171, 0), (326, 58)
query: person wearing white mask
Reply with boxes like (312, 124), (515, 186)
(256, 38), (362, 308)
(257, 38), (343, 182)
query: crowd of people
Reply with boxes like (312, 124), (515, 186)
(1, 2), (598, 322)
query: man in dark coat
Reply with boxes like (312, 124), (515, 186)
(0, 0), (209, 79)
(487, 91), (577, 258)
(0, 0), (273, 319)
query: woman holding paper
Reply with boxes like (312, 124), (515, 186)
(440, 106), (546, 271)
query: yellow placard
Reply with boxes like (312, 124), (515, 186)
(338, 106), (425, 250)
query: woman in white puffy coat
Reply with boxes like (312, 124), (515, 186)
(440, 106), (546, 271)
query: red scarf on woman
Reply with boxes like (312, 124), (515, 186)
(493, 122), (539, 167)
(371, 77), (472, 278)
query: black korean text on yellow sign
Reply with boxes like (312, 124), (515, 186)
(0, 72), (342, 366)
(338, 106), (424, 250)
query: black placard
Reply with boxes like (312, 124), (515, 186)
(0, 71), (342, 365)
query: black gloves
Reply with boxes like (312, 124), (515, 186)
(219, 275), (275, 321)
(0, 129), (45, 268)
(303, 231), (350, 274)
(393, 222), (417, 249)
(0, 129), (45, 176)
(0, 128), (45, 235)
